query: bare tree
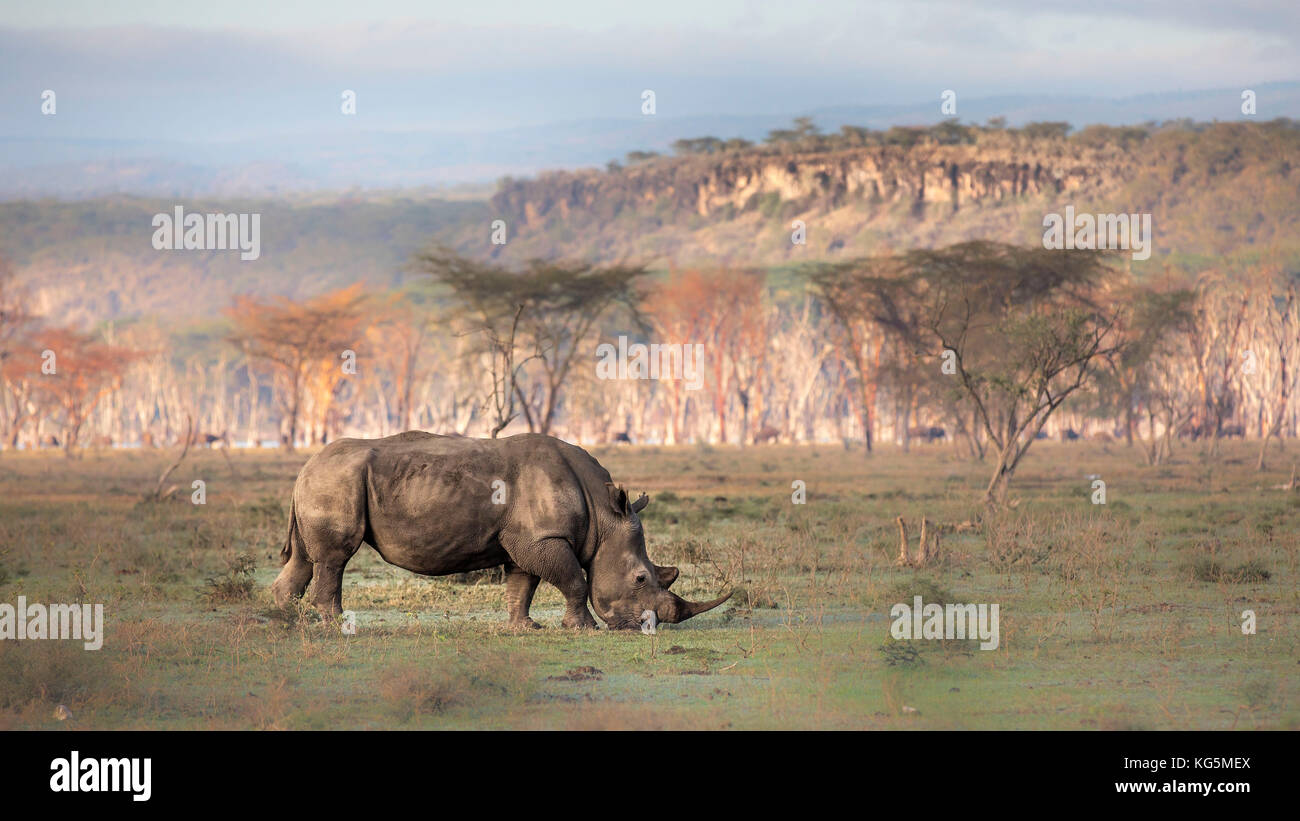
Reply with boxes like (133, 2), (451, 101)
(227, 284), (368, 451)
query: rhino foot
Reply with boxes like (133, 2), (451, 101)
(562, 609), (598, 630)
(508, 617), (544, 630)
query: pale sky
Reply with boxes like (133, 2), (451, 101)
(1, 1), (1296, 142)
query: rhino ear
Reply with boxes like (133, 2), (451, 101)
(631, 492), (649, 514)
(655, 564), (679, 588)
(605, 482), (629, 514)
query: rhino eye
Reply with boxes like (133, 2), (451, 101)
(635, 572), (648, 585)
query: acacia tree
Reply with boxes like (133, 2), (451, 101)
(812, 253), (910, 454)
(1247, 262), (1298, 470)
(29, 327), (138, 455)
(644, 270), (712, 444)
(227, 284), (368, 451)
(362, 296), (430, 434)
(816, 241), (1122, 504)
(647, 268), (768, 443)
(0, 257), (33, 361)
(1093, 285), (1197, 452)
(0, 257), (41, 449)
(1183, 271), (1251, 455)
(919, 244), (1122, 504)
(415, 247), (644, 438)
(766, 294), (836, 443)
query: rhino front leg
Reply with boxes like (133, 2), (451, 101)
(509, 537), (597, 629)
(504, 562), (543, 629)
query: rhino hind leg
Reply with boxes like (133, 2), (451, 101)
(271, 555), (313, 607)
(295, 513), (365, 618)
(504, 562), (543, 629)
(308, 561), (348, 617)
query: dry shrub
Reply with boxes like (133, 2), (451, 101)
(377, 649), (535, 723)
(881, 575), (953, 607)
(1185, 557), (1271, 583)
(0, 639), (103, 709)
(203, 553), (256, 603)
(983, 509), (1053, 568)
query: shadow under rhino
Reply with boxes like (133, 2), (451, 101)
(272, 431), (731, 629)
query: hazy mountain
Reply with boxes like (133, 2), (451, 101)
(7, 118), (1296, 330)
(4, 84), (1296, 200)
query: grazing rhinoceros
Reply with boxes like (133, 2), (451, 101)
(272, 431), (731, 630)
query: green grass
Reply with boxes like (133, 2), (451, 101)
(0, 440), (1295, 729)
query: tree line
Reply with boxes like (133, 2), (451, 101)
(1, 243), (1296, 500)
(615, 116), (1296, 167)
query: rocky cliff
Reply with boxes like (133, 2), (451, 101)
(488, 122), (1296, 266)
(495, 141), (1134, 224)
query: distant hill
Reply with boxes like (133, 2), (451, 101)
(1, 193), (489, 327)
(5, 119), (1298, 328)
(489, 119), (1300, 269)
(3, 83), (1297, 200)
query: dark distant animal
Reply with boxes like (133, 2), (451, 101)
(202, 431), (230, 448)
(612, 431), (633, 445)
(907, 426), (946, 443)
(1179, 421), (1212, 440)
(1181, 421), (1243, 440)
(273, 432), (730, 630)
(1034, 431), (1049, 440)
(753, 425), (781, 444)
(1061, 428), (1081, 441)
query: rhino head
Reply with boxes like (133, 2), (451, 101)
(588, 484), (732, 630)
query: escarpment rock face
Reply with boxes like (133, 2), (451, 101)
(492, 142), (1137, 229)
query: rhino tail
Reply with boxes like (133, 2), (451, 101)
(281, 497), (300, 566)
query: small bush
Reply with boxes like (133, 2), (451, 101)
(1186, 557), (1271, 583)
(731, 585), (779, 609)
(0, 640), (101, 709)
(203, 553), (256, 603)
(878, 641), (925, 666)
(883, 576), (953, 607)
(377, 652), (534, 724)
(1238, 677), (1276, 709)
(377, 663), (461, 721)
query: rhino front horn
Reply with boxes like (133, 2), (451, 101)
(660, 589), (733, 623)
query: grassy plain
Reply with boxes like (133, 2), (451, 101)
(0, 439), (1295, 729)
